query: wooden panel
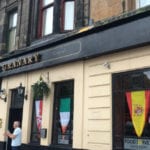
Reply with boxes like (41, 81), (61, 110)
(88, 65), (110, 76)
(88, 96), (111, 108)
(88, 85), (110, 97)
(88, 143), (111, 150)
(88, 120), (111, 131)
(87, 131), (111, 144)
(88, 108), (110, 120)
(88, 74), (110, 86)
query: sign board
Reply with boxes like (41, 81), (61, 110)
(124, 138), (150, 150)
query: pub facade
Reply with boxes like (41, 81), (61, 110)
(0, 0), (150, 150)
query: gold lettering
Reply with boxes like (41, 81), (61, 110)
(2, 65), (7, 71)
(27, 56), (33, 64)
(34, 53), (41, 62)
(1, 53), (41, 72)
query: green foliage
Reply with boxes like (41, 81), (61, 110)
(32, 76), (50, 100)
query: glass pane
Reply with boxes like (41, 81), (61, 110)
(8, 28), (16, 51)
(43, 0), (54, 6)
(136, 0), (150, 8)
(140, 0), (150, 7)
(30, 100), (43, 143)
(42, 6), (53, 35)
(144, 71), (150, 88)
(64, 1), (75, 30)
(9, 12), (17, 28)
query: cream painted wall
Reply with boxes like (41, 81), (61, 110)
(0, 45), (150, 150)
(0, 61), (84, 149)
(83, 45), (150, 150)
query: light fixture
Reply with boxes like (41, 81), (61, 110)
(102, 62), (110, 69)
(0, 89), (7, 102)
(17, 83), (28, 100)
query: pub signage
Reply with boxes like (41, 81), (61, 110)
(1, 53), (41, 72)
(124, 138), (150, 150)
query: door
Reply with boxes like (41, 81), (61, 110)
(7, 89), (24, 150)
(52, 80), (74, 148)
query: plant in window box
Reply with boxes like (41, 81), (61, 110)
(32, 76), (50, 100)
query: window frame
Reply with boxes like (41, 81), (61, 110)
(38, 0), (54, 37)
(113, 68), (150, 149)
(7, 10), (18, 51)
(61, 0), (75, 32)
(52, 80), (74, 147)
(30, 99), (43, 144)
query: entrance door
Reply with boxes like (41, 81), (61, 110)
(52, 80), (74, 148)
(7, 89), (24, 150)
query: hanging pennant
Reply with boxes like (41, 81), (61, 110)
(35, 100), (43, 131)
(126, 90), (150, 137)
(59, 98), (71, 134)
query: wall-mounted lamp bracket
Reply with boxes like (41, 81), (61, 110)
(0, 89), (7, 102)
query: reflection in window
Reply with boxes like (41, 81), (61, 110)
(43, 0), (54, 6)
(30, 100), (43, 144)
(136, 0), (150, 8)
(64, 1), (75, 31)
(8, 11), (17, 51)
(39, 0), (54, 36)
(42, 7), (53, 35)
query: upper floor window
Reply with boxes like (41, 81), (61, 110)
(30, 0), (89, 40)
(63, 0), (75, 31)
(38, 0), (54, 37)
(136, 0), (150, 8)
(7, 11), (18, 51)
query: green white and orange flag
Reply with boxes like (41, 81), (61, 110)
(126, 90), (150, 137)
(59, 98), (71, 134)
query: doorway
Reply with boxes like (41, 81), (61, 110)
(52, 80), (74, 148)
(7, 89), (24, 150)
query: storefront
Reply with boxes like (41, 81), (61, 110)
(0, 9), (149, 150)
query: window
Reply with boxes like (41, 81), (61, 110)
(113, 69), (150, 150)
(52, 80), (74, 147)
(31, 99), (43, 144)
(38, 0), (54, 37)
(63, 0), (75, 31)
(136, 0), (150, 8)
(7, 11), (17, 51)
(30, 0), (87, 40)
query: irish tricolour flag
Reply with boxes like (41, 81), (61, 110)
(59, 98), (71, 134)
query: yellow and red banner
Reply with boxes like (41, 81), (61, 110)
(126, 90), (150, 137)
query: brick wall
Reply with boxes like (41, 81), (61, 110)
(90, 0), (123, 22)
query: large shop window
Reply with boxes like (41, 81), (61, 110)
(7, 11), (18, 51)
(113, 69), (150, 150)
(136, 0), (150, 8)
(38, 0), (54, 37)
(62, 0), (75, 31)
(52, 80), (74, 147)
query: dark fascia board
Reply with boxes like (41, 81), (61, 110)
(0, 7), (150, 77)
(0, 6), (150, 61)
